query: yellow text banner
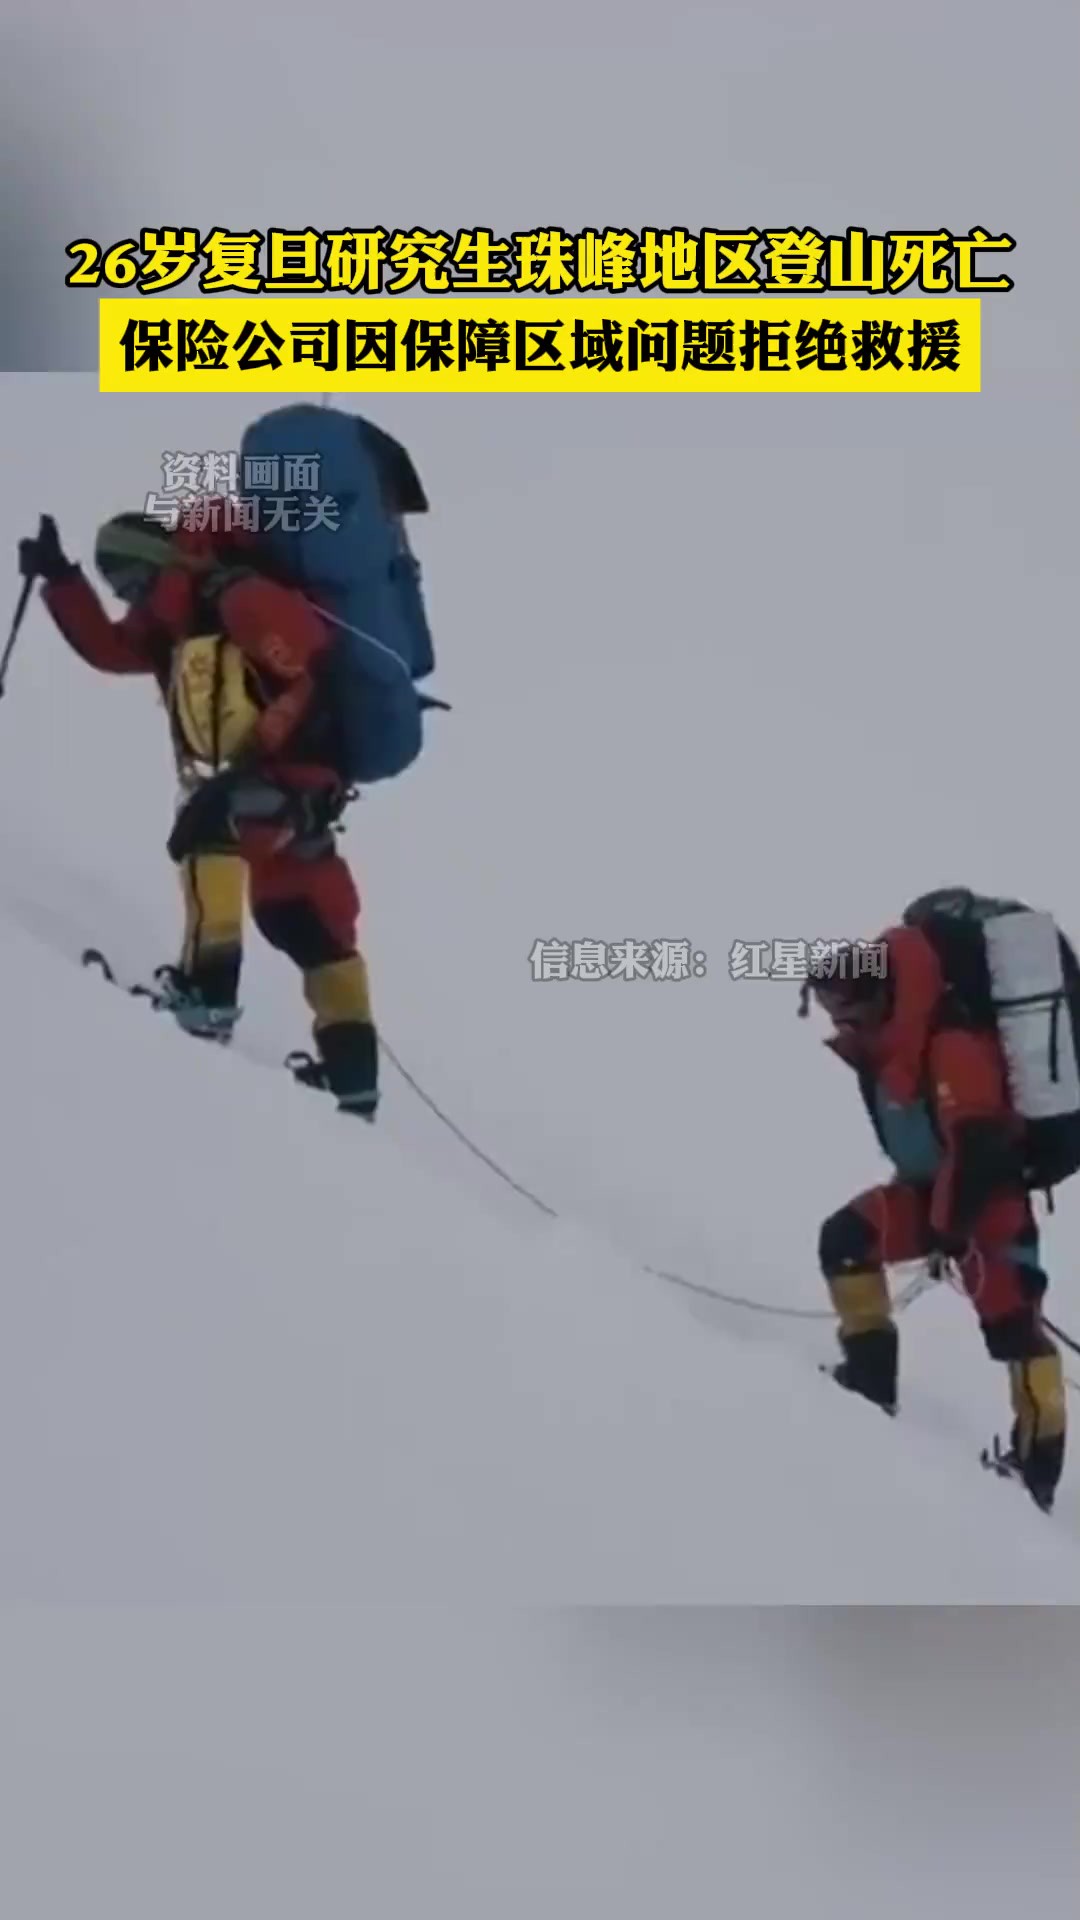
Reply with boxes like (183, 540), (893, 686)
(100, 297), (981, 394)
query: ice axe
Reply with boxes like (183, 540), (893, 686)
(0, 573), (34, 700)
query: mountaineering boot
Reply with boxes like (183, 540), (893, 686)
(151, 965), (240, 1044)
(1006, 1348), (1067, 1514)
(170, 851), (245, 1040)
(983, 1431), (1057, 1513)
(829, 1332), (899, 1415)
(286, 1047), (376, 1120)
(827, 1267), (899, 1414)
(301, 955), (379, 1119)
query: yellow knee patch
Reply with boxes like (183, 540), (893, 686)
(304, 955), (373, 1029)
(180, 854), (246, 971)
(1009, 1351), (1067, 1451)
(829, 1267), (893, 1338)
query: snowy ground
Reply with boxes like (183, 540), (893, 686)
(3, 912), (1080, 1604)
(1, 379), (1080, 1603)
(2, 1607), (1077, 1920)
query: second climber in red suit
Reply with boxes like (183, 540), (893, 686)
(808, 925), (1067, 1513)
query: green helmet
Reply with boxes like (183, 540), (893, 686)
(94, 512), (178, 604)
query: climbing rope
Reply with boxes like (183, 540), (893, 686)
(381, 1037), (558, 1220)
(381, 1040), (1080, 1402)
(381, 1037), (934, 1325)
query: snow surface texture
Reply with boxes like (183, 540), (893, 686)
(2, 1609), (1077, 1920)
(1, 1609), (1078, 1920)
(1, 380), (1079, 1603)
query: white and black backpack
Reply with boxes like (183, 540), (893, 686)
(903, 887), (1080, 1194)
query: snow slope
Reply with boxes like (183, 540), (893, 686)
(1, 913), (1078, 1604)
(1, 377), (1079, 1601)
(5, 1608), (1080, 1920)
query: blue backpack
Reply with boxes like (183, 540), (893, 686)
(239, 404), (444, 785)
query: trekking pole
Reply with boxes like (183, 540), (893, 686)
(1044, 1314), (1080, 1360)
(936, 1253), (1080, 1359)
(0, 574), (34, 700)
